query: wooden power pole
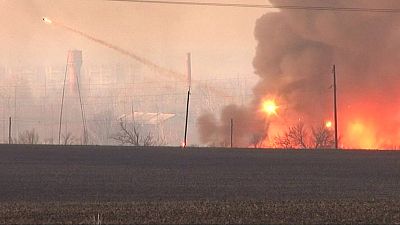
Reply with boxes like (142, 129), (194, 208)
(8, 117), (12, 144)
(333, 65), (339, 149)
(230, 118), (233, 148)
(58, 60), (68, 145)
(183, 53), (191, 148)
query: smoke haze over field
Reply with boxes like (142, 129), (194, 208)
(1, 1), (399, 148)
(199, 0), (400, 149)
(0, 0), (265, 74)
(0, 0), (266, 145)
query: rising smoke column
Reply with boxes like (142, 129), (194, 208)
(199, 0), (400, 149)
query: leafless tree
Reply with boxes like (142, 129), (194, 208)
(273, 134), (292, 149)
(112, 121), (139, 145)
(312, 125), (335, 149)
(274, 122), (335, 149)
(250, 133), (264, 148)
(142, 132), (156, 146)
(62, 132), (77, 145)
(112, 120), (162, 146)
(274, 123), (309, 149)
(287, 123), (309, 148)
(17, 129), (39, 144)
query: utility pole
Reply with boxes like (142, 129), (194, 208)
(333, 65), (339, 149)
(76, 66), (88, 145)
(131, 101), (135, 143)
(8, 117), (11, 144)
(183, 53), (191, 148)
(58, 59), (68, 145)
(184, 89), (190, 147)
(14, 86), (17, 136)
(230, 118), (233, 148)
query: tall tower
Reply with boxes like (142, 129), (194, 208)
(59, 50), (87, 144)
(67, 50), (82, 93)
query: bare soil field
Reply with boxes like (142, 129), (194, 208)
(0, 144), (400, 224)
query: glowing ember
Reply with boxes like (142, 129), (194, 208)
(42, 17), (52, 24)
(325, 121), (332, 128)
(262, 100), (278, 116)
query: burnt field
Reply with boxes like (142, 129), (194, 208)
(1, 144), (400, 224)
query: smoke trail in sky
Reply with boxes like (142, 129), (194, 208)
(42, 17), (228, 97)
(46, 18), (183, 80)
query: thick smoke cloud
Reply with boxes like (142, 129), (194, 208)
(198, 104), (266, 147)
(199, 0), (400, 148)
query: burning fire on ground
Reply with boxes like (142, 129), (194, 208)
(257, 97), (399, 150)
(198, 1), (400, 150)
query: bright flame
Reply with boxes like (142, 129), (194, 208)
(347, 121), (377, 149)
(257, 90), (400, 150)
(42, 17), (52, 24)
(262, 99), (278, 116)
(339, 96), (400, 150)
(325, 121), (332, 128)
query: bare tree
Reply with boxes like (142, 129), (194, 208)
(250, 133), (264, 148)
(274, 122), (336, 149)
(312, 125), (335, 149)
(288, 123), (309, 148)
(112, 120), (162, 146)
(274, 123), (309, 149)
(112, 121), (139, 145)
(17, 129), (39, 144)
(62, 132), (77, 145)
(273, 134), (292, 149)
(142, 132), (156, 146)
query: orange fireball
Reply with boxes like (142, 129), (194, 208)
(262, 99), (278, 116)
(325, 120), (333, 129)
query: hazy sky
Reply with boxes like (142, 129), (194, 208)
(0, 0), (269, 78)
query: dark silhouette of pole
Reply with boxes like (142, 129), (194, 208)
(230, 118), (233, 148)
(184, 88), (190, 147)
(75, 68), (88, 145)
(333, 65), (339, 149)
(8, 117), (12, 144)
(183, 53), (191, 148)
(58, 57), (69, 145)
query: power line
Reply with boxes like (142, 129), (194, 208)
(0, 76), (256, 89)
(109, 0), (400, 13)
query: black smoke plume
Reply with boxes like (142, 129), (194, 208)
(198, 0), (400, 148)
